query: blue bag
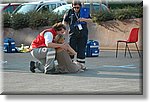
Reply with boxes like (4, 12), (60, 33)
(3, 38), (16, 53)
(85, 40), (100, 57)
(80, 7), (90, 24)
(80, 7), (90, 18)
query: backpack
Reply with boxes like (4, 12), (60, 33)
(85, 40), (100, 57)
(3, 38), (16, 53)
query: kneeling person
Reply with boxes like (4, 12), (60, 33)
(29, 23), (68, 74)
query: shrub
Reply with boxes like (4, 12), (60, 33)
(27, 12), (50, 28)
(92, 6), (143, 24)
(28, 12), (62, 28)
(11, 13), (30, 30)
(92, 12), (114, 24)
(112, 6), (143, 20)
(6, 11), (63, 29)
(3, 13), (12, 28)
(27, 11), (63, 29)
(2, 6), (143, 29)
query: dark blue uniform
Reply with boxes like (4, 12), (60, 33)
(64, 9), (90, 64)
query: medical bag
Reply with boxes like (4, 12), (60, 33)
(3, 38), (16, 53)
(85, 40), (100, 57)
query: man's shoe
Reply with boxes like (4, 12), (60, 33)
(80, 63), (87, 70)
(30, 61), (36, 73)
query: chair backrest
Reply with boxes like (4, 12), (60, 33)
(127, 28), (139, 42)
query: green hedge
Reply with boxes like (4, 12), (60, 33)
(3, 13), (12, 28)
(3, 6), (142, 29)
(92, 12), (114, 24)
(28, 12), (62, 29)
(11, 13), (30, 29)
(3, 12), (63, 30)
(112, 6), (143, 20)
(92, 6), (142, 24)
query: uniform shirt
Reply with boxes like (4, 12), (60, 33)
(64, 9), (91, 25)
(31, 28), (57, 49)
(44, 32), (53, 46)
(64, 9), (79, 27)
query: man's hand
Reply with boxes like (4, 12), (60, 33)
(78, 18), (92, 23)
(60, 43), (68, 50)
(78, 18), (86, 22)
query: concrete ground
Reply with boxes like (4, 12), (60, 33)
(1, 50), (143, 95)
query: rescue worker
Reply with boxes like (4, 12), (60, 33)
(29, 22), (68, 74)
(63, 1), (92, 69)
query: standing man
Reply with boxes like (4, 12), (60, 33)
(30, 22), (68, 74)
(63, 1), (92, 69)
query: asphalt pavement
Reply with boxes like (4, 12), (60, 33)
(1, 50), (143, 95)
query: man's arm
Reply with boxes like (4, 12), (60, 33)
(47, 42), (68, 50)
(77, 18), (92, 23)
(65, 44), (77, 55)
(62, 20), (69, 34)
(44, 32), (68, 50)
(62, 14), (70, 43)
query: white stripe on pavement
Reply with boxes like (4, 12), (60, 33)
(102, 65), (136, 69)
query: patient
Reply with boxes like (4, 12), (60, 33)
(54, 34), (84, 73)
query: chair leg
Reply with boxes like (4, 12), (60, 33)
(127, 43), (132, 58)
(135, 43), (141, 57)
(116, 41), (119, 58)
(124, 42), (127, 57)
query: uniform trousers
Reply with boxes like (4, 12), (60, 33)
(30, 47), (55, 73)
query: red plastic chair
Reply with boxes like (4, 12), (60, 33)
(116, 28), (141, 58)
